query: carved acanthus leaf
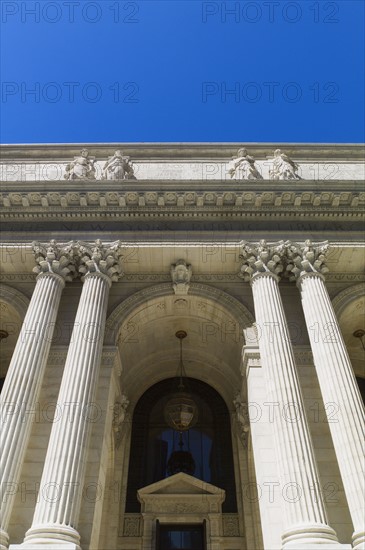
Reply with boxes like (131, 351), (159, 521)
(77, 239), (123, 281)
(239, 240), (285, 281)
(286, 240), (330, 280)
(32, 240), (76, 281)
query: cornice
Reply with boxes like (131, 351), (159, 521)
(1, 142), (364, 160)
(0, 184), (363, 225)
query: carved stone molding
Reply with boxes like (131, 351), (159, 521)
(47, 348), (68, 366)
(122, 514), (142, 537)
(0, 284), (30, 318)
(0, 271), (363, 284)
(1, 187), (364, 231)
(222, 514), (240, 537)
(0, 273), (37, 283)
(332, 283), (365, 318)
(293, 348), (314, 366)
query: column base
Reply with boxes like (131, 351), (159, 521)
(21, 524), (80, 550)
(282, 524), (342, 548)
(0, 528), (10, 550)
(284, 546), (351, 549)
(10, 546), (79, 550)
(352, 530), (365, 550)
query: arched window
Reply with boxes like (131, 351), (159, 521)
(126, 378), (237, 512)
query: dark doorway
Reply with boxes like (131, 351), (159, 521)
(156, 521), (206, 550)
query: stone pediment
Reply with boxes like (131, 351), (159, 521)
(137, 473), (225, 514)
(138, 472), (224, 497)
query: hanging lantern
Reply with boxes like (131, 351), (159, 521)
(164, 331), (198, 432)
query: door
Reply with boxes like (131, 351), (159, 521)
(156, 522), (206, 550)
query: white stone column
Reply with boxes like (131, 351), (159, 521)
(240, 241), (340, 548)
(22, 240), (123, 549)
(241, 328), (283, 549)
(0, 241), (75, 550)
(287, 240), (365, 550)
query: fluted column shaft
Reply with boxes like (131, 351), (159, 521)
(251, 272), (338, 547)
(298, 272), (365, 549)
(24, 240), (122, 549)
(0, 242), (73, 550)
(240, 240), (339, 548)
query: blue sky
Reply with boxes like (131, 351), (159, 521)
(1, 0), (364, 143)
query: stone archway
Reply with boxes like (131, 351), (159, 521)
(332, 283), (365, 378)
(105, 282), (254, 406)
(101, 283), (256, 550)
(0, 285), (30, 387)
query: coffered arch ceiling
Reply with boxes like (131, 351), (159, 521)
(106, 284), (254, 408)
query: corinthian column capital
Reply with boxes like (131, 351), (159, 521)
(76, 239), (124, 283)
(286, 239), (329, 282)
(239, 239), (285, 282)
(32, 239), (76, 282)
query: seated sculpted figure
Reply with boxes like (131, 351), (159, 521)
(64, 149), (96, 180)
(103, 150), (136, 180)
(269, 149), (302, 180)
(228, 148), (262, 180)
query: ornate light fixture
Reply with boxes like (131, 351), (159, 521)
(164, 331), (198, 432)
(353, 329), (365, 351)
(164, 331), (198, 476)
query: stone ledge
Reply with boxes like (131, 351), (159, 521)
(10, 546), (79, 550)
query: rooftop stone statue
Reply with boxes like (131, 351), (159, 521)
(228, 148), (263, 180)
(269, 149), (302, 180)
(103, 150), (136, 180)
(64, 148), (96, 180)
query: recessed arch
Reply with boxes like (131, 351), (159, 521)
(105, 282), (254, 345)
(105, 283), (254, 407)
(332, 283), (365, 319)
(0, 284), (30, 319)
(332, 283), (365, 379)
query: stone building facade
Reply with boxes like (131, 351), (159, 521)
(0, 143), (364, 550)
